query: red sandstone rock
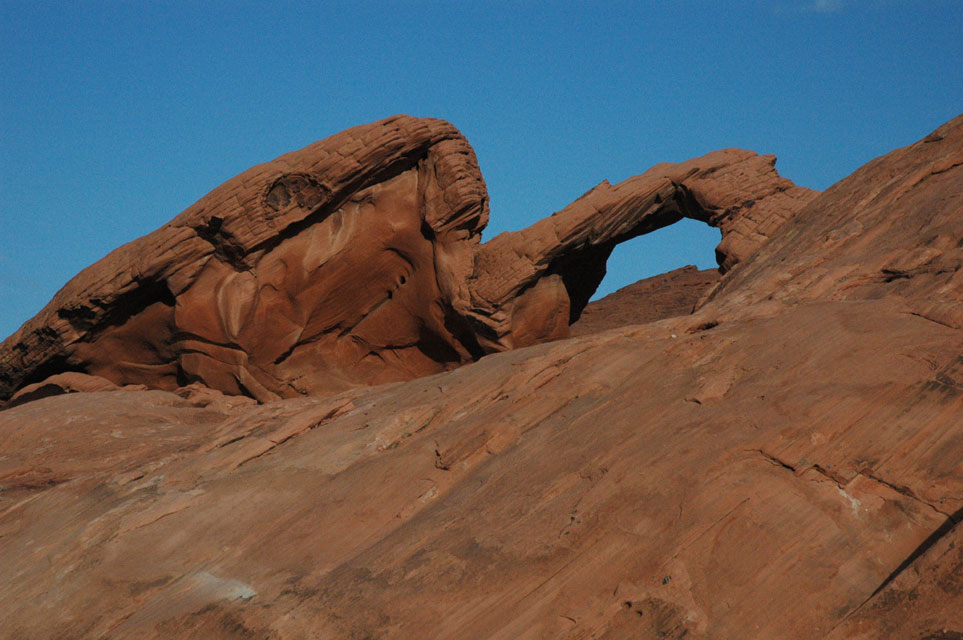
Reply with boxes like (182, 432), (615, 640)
(0, 117), (814, 404)
(705, 114), (963, 323)
(0, 115), (961, 639)
(467, 148), (816, 349)
(0, 116), (492, 403)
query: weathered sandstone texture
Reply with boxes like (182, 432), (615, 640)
(0, 117), (492, 403)
(1, 114), (961, 639)
(0, 116), (815, 404)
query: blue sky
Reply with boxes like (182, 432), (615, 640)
(1, 1), (961, 340)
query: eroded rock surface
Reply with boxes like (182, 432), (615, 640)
(0, 117), (814, 404)
(0, 116), (491, 403)
(1, 114), (961, 639)
(707, 114), (963, 324)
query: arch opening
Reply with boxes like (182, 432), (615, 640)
(564, 219), (722, 336)
(591, 218), (721, 303)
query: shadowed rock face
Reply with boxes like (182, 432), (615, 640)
(0, 116), (815, 404)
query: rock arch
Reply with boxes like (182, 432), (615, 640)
(0, 116), (816, 404)
(466, 149), (817, 348)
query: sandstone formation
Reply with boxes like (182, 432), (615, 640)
(570, 265), (720, 337)
(1, 114), (961, 639)
(466, 148), (816, 349)
(704, 115), (963, 326)
(0, 116), (815, 405)
(0, 117), (492, 403)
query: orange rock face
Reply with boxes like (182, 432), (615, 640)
(0, 116), (814, 404)
(0, 115), (961, 639)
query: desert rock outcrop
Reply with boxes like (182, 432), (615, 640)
(0, 114), (961, 639)
(468, 148), (816, 348)
(0, 116), (492, 403)
(0, 117), (815, 404)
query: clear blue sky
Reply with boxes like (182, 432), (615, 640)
(1, 1), (961, 340)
